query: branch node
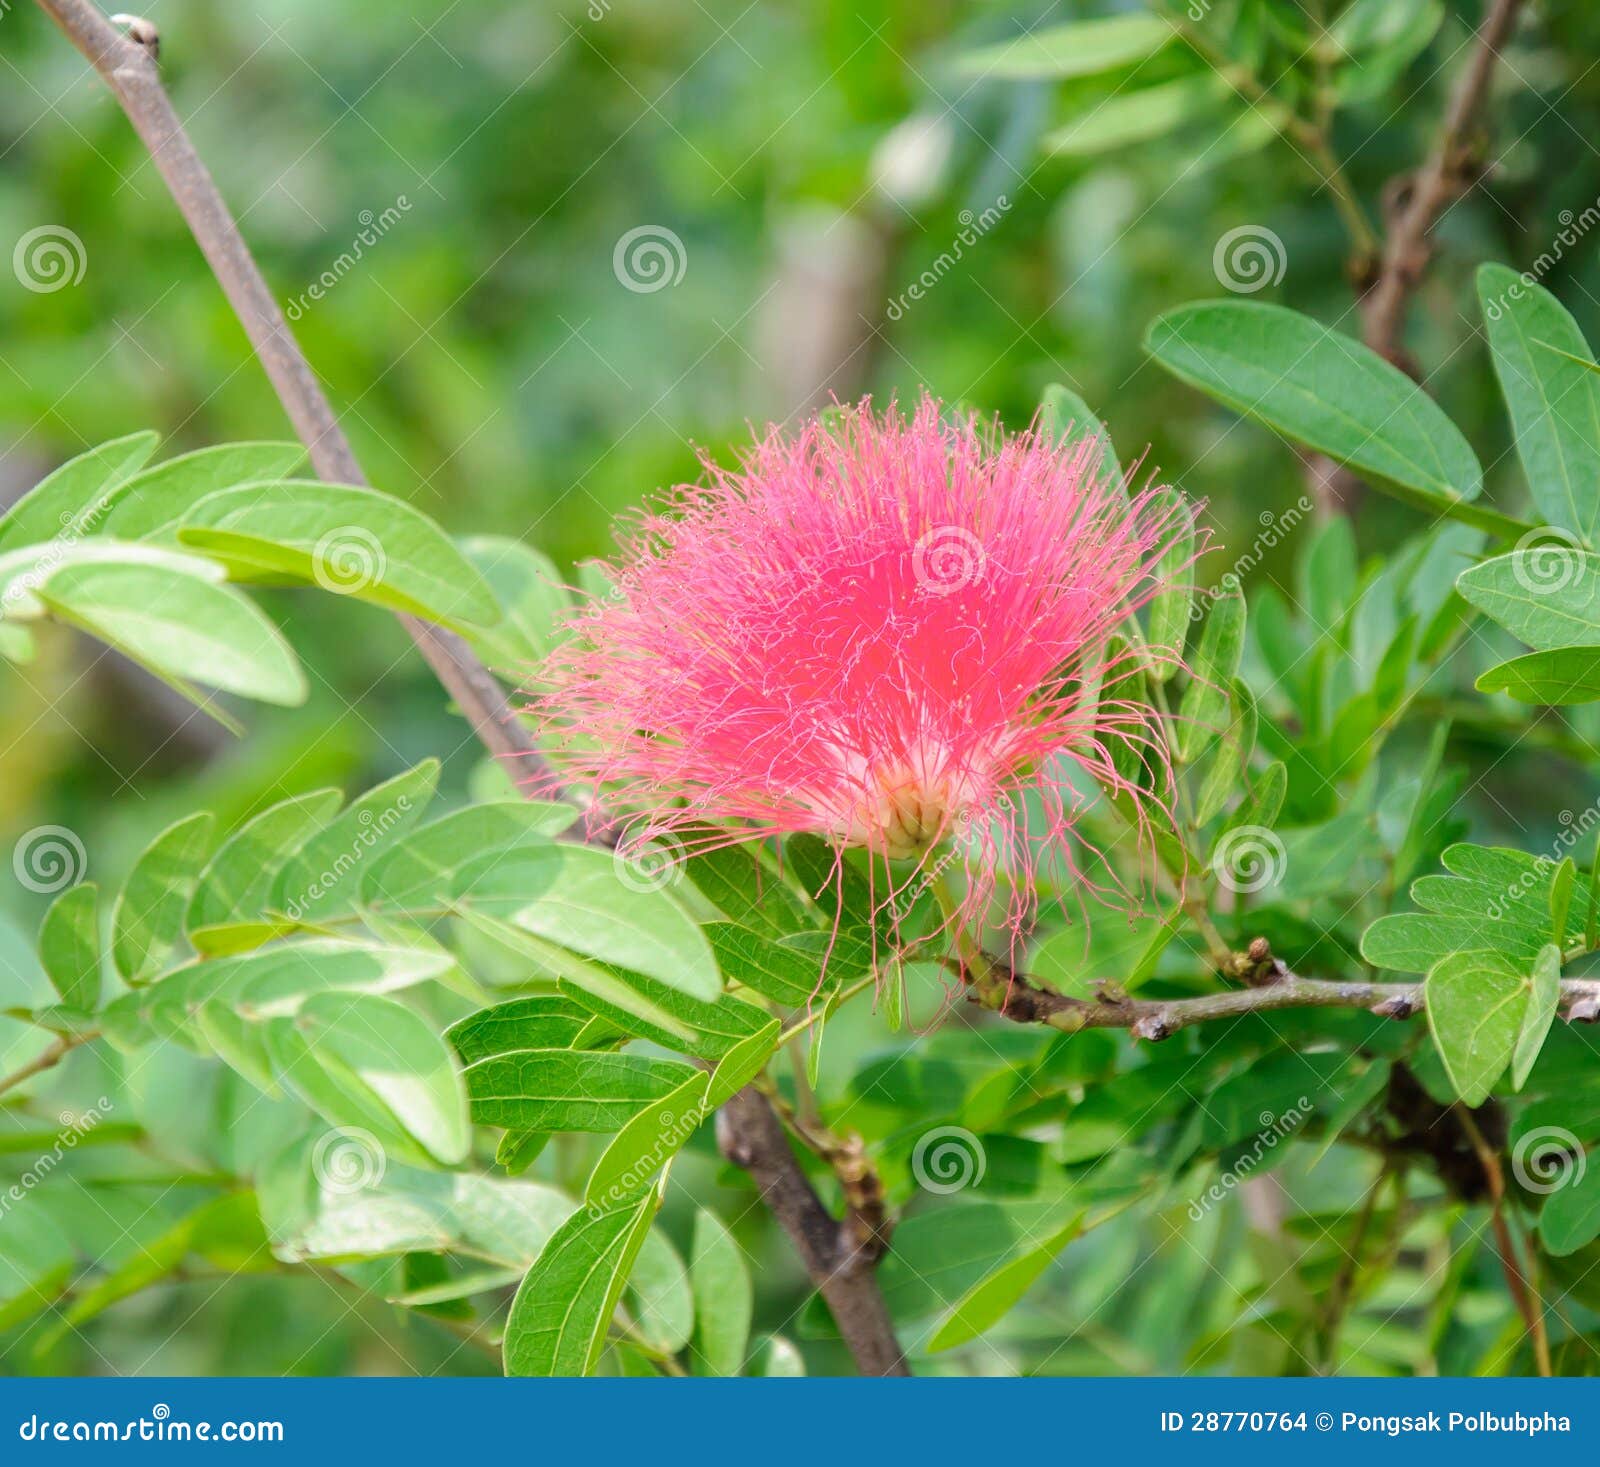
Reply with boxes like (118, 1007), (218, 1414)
(108, 12), (158, 56)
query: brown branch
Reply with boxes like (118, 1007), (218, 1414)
(35, 0), (547, 784)
(0, 1029), (99, 1099)
(32, 0), (906, 1379)
(716, 1087), (908, 1376)
(962, 948), (1600, 1043)
(1358, 0), (1528, 368)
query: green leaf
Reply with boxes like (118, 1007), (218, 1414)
(465, 1050), (699, 1133)
(267, 1151), (574, 1268)
(1195, 677), (1257, 824)
(283, 992), (470, 1165)
(1541, 1162), (1600, 1256)
(585, 1071), (710, 1210)
(459, 535), (573, 676)
(1039, 384), (1122, 493)
(1426, 949), (1528, 1105)
(1478, 264), (1600, 544)
(503, 1187), (659, 1376)
(684, 843), (814, 937)
(96, 443), (307, 541)
(111, 812), (213, 983)
(272, 761), (439, 922)
(689, 1209), (752, 1377)
(101, 939), (454, 1053)
(176, 481), (500, 629)
(362, 799), (577, 911)
(1512, 943), (1563, 1091)
(455, 844), (721, 1001)
(1045, 76), (1226, 157)
(36, 560), (306, 706)
(1144, 301), (1509, 531)
(927, 1212), (1083, 1352)
(706, 1018), (780, 1106)
(38, 883), (99, 1011)
(187, 789), (342, 950)
(1457, 551), (1600, 649)
(704, 923), (830, 1006)
(446, 995), (592, 1064)
(625, 1227), (694, 1357)
(0, 432), (158, 548)
(1477, 646), (1600, 705)
(1144, 488), (1194, 680)
(958, 13), (1173, 79)
(1176, 586), (1245, 761)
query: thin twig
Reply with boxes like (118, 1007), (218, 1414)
(961, 947), (1600, 1043)
(1359, 0), (1528, 367)
(0, 1030), (99, 1098)
(1457, 1105), (1552, 1377)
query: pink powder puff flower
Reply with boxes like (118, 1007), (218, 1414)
(534, 394), (1197, 947)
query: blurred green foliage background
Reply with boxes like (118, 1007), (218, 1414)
(4, 0), (1600, 1374)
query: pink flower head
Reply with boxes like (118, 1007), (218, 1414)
(536, 394), (1195, 943)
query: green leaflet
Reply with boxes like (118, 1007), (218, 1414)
(453, 843), (721, 1001)
(1478, 263), (1600, 545)
(464, 1050), (699, 1133)
(111, 812), (214, 983)
(689, 1209), (753, 1376)
(175, 481), (500, 630)
(1145, 301), (1512, 533)
(958, 13), (1173, 80)
(38, 883), (100, 1012)
(502, 1187), (659, 1376)
(1425, 949), (1528, 1106)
